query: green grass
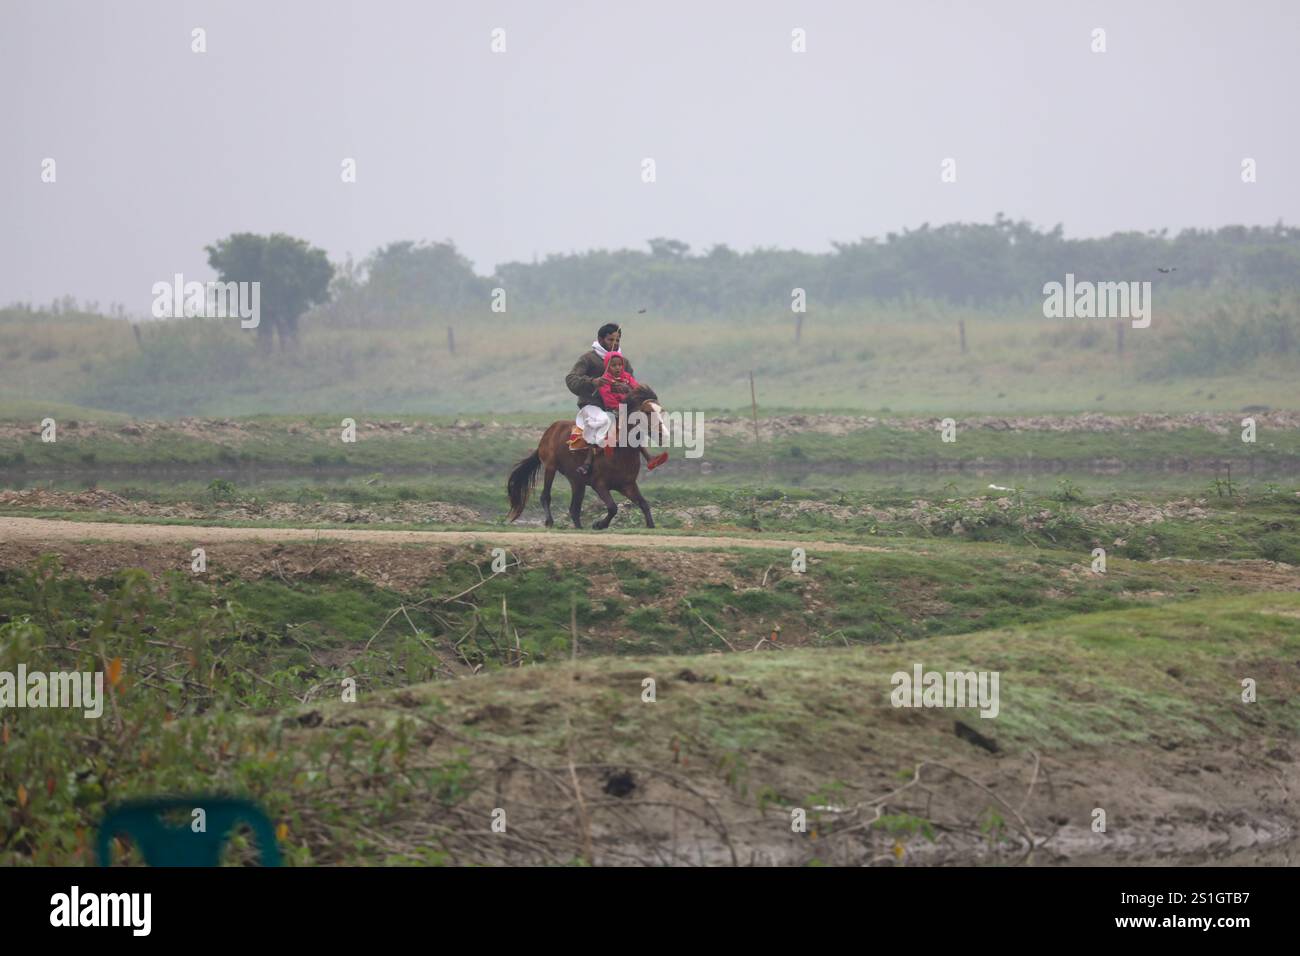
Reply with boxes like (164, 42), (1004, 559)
(2, 291), (1299, 417)
(4, 578), (1295, 864)
(3, 292), (1297, 865)
(5, 471), (1298, 566)
(5, 411), (1300, 475)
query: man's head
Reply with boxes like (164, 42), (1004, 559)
(597, 323), (621, 351)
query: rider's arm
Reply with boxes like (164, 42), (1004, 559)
(565, 356), (603, 395)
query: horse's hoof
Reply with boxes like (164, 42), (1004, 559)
(545, 519), (554, 528)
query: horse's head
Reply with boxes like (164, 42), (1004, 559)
(626, 384), (670, 445)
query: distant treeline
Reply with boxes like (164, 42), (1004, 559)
(322, 217), (1300, 322)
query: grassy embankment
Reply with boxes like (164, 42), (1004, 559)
(3, 548), (1296, 864)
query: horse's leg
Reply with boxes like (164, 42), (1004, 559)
(624, 481), (654, 528)
(591, 482), (619, 530)
(568, 480), (586, 529)
(541, 465), (557, 527)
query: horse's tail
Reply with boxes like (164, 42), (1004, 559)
(506, 448), (543, 522)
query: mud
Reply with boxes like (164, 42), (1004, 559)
(343, 705), (1299, 867)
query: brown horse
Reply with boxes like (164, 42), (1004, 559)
(506, 385), (667, 529)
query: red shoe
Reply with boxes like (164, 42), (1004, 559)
(647, 452), (669, 470)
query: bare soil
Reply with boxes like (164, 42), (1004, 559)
(314, 666), (1299, 866)
(0, 515), (887, 554)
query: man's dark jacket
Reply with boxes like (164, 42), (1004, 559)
(566, 349), (634, 409)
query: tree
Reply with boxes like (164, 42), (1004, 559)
(647, 237), (691, 259)
(360, 240), (486, 321)
(205, 233), (333, 350)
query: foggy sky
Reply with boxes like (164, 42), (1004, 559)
(3, 0), (1298, 312)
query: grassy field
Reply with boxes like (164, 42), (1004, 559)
(3, 409), (1298, 561)
(1, 410), (1299, 864)
(4, 482), (1300, 562)
(5, 413), (1300, 472)
(2, 395), (1297, 864)
(3, 542), (1296, 864)
(3, 288), (1298, 417)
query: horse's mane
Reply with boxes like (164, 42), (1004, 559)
(627, 383), (658, 405)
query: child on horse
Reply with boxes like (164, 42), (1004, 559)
(576, 351), (667, 476)
(598, 352), (637, 421)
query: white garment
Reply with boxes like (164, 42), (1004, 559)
(590, 339), (609, 359)
(577, 404), (613, 445)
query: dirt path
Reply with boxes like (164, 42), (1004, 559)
(0, 515), (889, 554)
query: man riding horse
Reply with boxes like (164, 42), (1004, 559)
(566, 323), (668, 474)
(505, 323), (669, 529)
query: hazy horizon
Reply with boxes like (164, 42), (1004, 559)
(5, 0), (1299, 311)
